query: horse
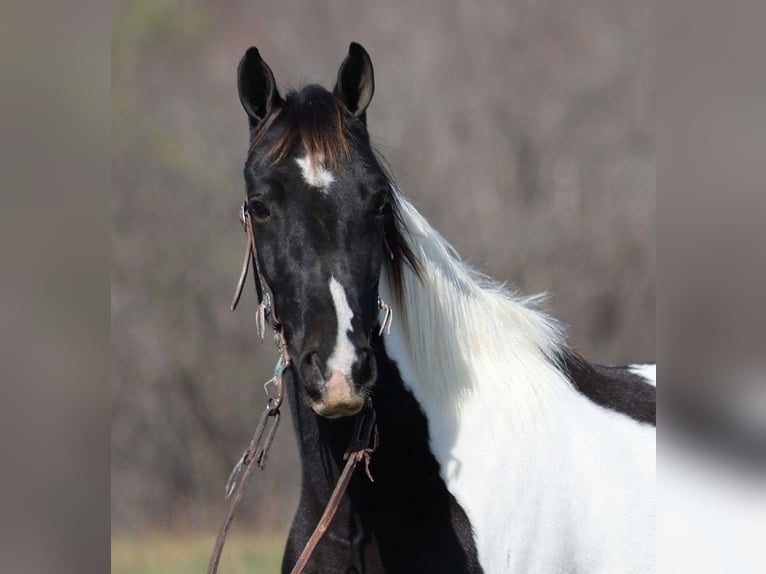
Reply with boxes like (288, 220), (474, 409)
(234, 42), (656, 574)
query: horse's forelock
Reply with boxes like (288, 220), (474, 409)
(247, 89), (350, 168)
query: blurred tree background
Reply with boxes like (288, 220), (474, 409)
(112, 0), (654, 537)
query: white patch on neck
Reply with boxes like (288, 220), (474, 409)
(295, 154), (334, 192)
(630, 363), (657, 386)
(379, 192), (656, 573)
(327, 276), (355, 376)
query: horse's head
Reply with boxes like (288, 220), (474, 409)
(236, 43), (414, 419)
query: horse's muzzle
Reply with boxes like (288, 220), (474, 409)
(311, 370), (366, 418)
(300, 347), (376, 419)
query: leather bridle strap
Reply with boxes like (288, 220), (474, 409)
(207, 397), (376, 574)
(290, 405), (378, 574)
(207, 203), (291, 574)
(206, 379), (284, 574)
(231, 202), (279, 341)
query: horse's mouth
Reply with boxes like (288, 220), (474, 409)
(309, 370), (366, 419)
(311, 398), (365, 419)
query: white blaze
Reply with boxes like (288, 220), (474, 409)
(296, 154), (334, 191)
(327, 276), (355, 376)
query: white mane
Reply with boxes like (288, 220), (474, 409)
(383, 195), (571, 429)
(379, 192), (656, 573)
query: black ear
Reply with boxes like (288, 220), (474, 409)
(237, 47), (283, 129)
(334, 42), (375, 120)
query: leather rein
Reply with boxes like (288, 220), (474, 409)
(207, 203), (380, 574)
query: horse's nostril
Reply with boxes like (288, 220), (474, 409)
(299, 350), (324, 386)
(354, 347), (377, 388)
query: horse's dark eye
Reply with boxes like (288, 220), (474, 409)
(249, 199), (271, 222)
(373, 198), (386, 219)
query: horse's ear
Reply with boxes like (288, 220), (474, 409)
(238, 47), (284, 129)
(334, 42), (375, 121)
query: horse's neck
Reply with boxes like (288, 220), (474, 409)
(285, 345), (483, 572)
(285, 347), (458, 501)
(283, 380), (378, 572)
(377, 200), (655, 572)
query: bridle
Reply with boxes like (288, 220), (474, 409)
(230, 201), (282, 342)
(207, 202), (385, 574)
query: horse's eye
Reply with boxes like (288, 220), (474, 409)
(372, 197), (386, 219)
(249, 199), (271, 222)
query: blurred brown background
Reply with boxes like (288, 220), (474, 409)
(112, 0), (654, 536)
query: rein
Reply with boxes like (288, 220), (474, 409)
(207, 203), (379, 574)
(289, 404), (378, 574)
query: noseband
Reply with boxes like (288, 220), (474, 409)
(208, 203), (385, 574)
